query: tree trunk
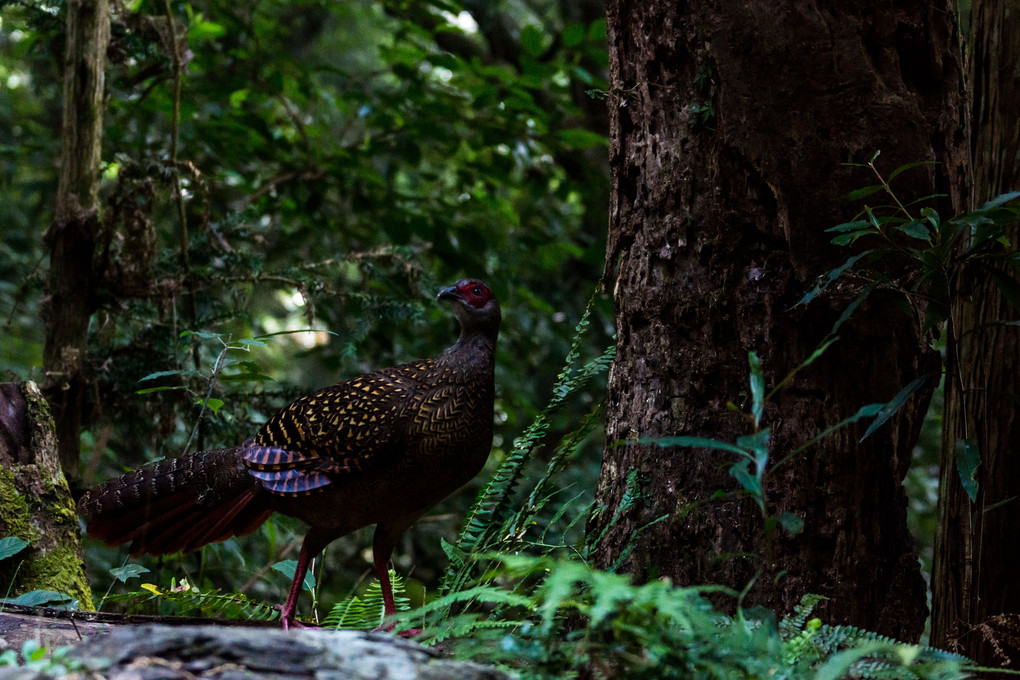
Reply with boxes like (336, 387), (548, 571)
(0, 383), (94, 610)
(588, 0), (968, 641)
(931, 0), (1020, 666)
(42, 0), (110, 489)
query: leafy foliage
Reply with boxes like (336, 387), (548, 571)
(322, 569), (409, 630)
(806, 153), (1020, 511)
(399, 556), (972, 680)
(2, 0), (612, 614)
(0, 639), (96, 678)
(0, 537), (30, 562)
(103, 578), (279, 621)
(440, 293), (614, 596)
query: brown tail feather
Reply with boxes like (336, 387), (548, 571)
(78, 447), (272, 556)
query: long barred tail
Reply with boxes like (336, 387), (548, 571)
(77, 447), (273, 556)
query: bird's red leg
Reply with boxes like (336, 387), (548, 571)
(374, 549), (397, 620)
(279, 537), (317, 630)
(371, 528), (421, 637)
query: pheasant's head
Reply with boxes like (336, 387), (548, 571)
(438, 279), (501, 343)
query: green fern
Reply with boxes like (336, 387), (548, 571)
(104, 579), (278, 621)
(439, 290), (613, 597)
(780, 593), (829, 638)
(322, 570), (410, 630)
(778, 594), (971, 678)
(412, 556), (970, 680)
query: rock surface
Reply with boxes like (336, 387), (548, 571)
(0, 624), (510, 679)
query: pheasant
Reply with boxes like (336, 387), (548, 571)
(78, 279), (500, 629)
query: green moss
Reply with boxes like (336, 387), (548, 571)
(0, 382), (95, 610)
(16, 544), (95, 609)
(0, 465), (39, 544)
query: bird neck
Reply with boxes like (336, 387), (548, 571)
(452, 327), (497, 356)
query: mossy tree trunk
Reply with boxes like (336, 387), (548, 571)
(588, 0), (968, 640)
(0, 383), (94, 610)
(931, 0), (1020, 666)
(42, 0), (111, 489)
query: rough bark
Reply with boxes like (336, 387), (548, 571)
(42, 0), (110, 488)
(0, 620), (510, 680)
(931, 0), (1020, 666)
(0, 382), (94, 611)
(588, 0), (968, 641)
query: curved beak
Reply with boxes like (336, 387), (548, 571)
(437, 285), (461, 302)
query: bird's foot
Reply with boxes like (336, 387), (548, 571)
(283, 618), (319, 630)
(373, 622), (423, 638)
(276, 604), (318, 630)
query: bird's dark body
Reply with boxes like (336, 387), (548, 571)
(78, 279), (500, 627)
(255, 336), (495, 540)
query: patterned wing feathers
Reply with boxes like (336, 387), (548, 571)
(243, 365), (425, 496)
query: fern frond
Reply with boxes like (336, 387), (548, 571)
(322, 570), (409, 630)
(112, 581), (278, 621)
(439, 290), (613, 596)
(780, 593), (829, 638)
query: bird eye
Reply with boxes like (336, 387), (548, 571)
(472, 286), (483, 297)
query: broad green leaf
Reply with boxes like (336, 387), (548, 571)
(272, 560), (316, 592)
(0, 536), (30, 561)
(2, 590), (73, 607)
(920, 206), (940, 230)
(954, 439), (980, 503)
(897, 219), (931, 242)
(230, 337), (268, 349)
(979, 189), (1020, 211)
(202, 397), (224, 414)
(110, 564), (150, 583)
(860, 375), (931, 441)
